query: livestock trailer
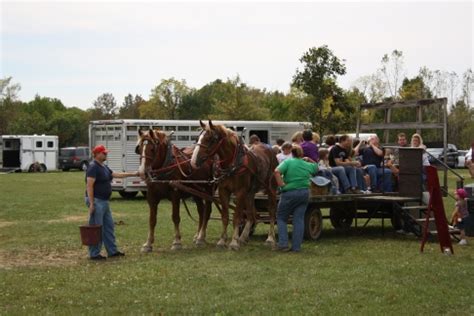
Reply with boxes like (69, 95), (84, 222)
(0, 135), (58, 172)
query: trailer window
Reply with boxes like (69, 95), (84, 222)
(47, 141), (54, 148)
(169, 135), (177, 141)
(152, 125), (163, 130)
(127, 126), (137, 131)
(190, 126), (202, 131)
(178, 126), (189, 131)
(165, 126), (175, 131)
(191, 135), (198, 142)
(177, 135), (189, 141)
(127, 135), (137, 141)
(5, 140), (11, 148)
(36, 141), (43, 148)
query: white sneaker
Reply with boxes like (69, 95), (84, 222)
(396, 229), (405, 234)
(458, 239), (468, 245)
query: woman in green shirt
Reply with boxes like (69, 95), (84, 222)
(274, 145), (318, 252)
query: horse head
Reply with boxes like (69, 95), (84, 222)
(136, 128), (170, 179)
(191, 120), (235, 169)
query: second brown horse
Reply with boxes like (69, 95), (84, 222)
(191, 120), (278, 250)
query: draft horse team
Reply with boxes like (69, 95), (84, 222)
(135, 120), (279, 251)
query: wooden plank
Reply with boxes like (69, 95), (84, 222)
(360, 98), (446, 110)
(360, 122), (444, 130)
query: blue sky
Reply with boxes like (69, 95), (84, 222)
(1, 1), (472, 109)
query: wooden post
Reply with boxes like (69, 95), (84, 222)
(442, 98), (448, 193)
(416, 104), (422, 135)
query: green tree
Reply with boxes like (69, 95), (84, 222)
(48, 107), (90, 147)
(209, 76), (269, 120)
(380, 50), (405, 100)
(90, 93), (117, 120)
(118, 94), (144, 119)
(292, 45), (347, 134)
(149, 78), (190, 119)
(448, 100), (474, 148)
(0, 77), (22, 135)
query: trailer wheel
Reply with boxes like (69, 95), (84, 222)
(329, 205), (354, 231)
(80, 161), (89, 171)
(39, 164), (47, 172)
(304, 206), (322, 240)
(118, 191), (138, 199)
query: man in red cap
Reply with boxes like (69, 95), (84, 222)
(85, 144), (139, 260)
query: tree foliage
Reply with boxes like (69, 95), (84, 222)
(292, 45), (348, 134)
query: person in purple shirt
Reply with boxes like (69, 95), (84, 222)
(301, 129), (319, 162)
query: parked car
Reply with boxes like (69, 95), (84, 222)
(59, 147), (91, 171)
(426, 144), (459, 168)
(457, 150), (468, 168)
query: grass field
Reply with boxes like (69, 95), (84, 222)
(1, 170), (473, 314)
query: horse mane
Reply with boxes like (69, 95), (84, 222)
(152, 129), (168, 144)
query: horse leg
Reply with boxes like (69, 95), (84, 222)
(216, 189), (230, 248)
(142, 200), (159, 253)
(264, 188), (277, 246)
(239, 193), (257, 244)
(194, 198), (207, 247)
(170, 196), (182, 250)
(229, 195), (245, 251)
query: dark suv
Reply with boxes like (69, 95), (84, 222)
(59, 147), (91, 171)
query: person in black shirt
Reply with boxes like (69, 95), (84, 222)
(355, 135), (392, 192)
(85, 145), (139, 260)
(328, 135), (361, 194)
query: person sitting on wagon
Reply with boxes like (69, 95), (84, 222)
(277, 142), (293, 164)
(355, 135), (392, 193)
(301, 129), (319, 162)
(328, 135), (362, 194)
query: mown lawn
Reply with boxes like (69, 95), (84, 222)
(0, 170), (473, 314)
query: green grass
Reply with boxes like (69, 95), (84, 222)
(1, 170), (473, 314)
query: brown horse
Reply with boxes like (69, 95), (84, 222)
(136, 129), (215, 252)
(190, 120), (278, 250)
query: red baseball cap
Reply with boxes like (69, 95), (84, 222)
(92, 145), (110, 154)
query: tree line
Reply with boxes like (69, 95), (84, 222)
(1, 46), (473, 148)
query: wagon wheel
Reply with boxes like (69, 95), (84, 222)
(304, 205), (322, 240)
(118, 191), (138, 199)
(329, 204), (355, 231)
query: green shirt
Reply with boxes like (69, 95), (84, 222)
(277, 158), (318, 192)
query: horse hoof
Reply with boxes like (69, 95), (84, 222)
(195, 239), (206, 247)
(216, 240), (227, 249)
(229, 244), (240, 251)
(229, 240), (240, 251)
(171, 243), (182, 251)
(141, 245), (153, 253)
(265, 238), (275, 246)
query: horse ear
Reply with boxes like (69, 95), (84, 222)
(168, 131), (175, 137)
(200, 120), (206, 129)
(139, 129), (143, 136)
(209, 120), (214, 129)
(149, 128), (155, 139)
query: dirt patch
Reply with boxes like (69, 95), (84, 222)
(0, 220), (15, 228)
(0, 249), (84, 269)
(46, 215), (86, 224)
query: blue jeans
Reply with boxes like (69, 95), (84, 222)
(355, 168), (367, 190)
(331, 166), (357, 192)
(277, 188), (309, 251)
(365, 165), (393, 192)
(85, 197), (118, 257)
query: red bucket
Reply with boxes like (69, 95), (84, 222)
(79, 224), (102, 246)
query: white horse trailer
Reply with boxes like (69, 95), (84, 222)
(0, 135), (58, 172)
(89, 119), (311, 198)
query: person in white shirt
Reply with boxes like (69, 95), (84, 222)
(277, 142), (293, 164)
(465, 145), (474, 179)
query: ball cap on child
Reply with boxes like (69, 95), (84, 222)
(92, 145), (110, 154)
(456, 188), (467, 199)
